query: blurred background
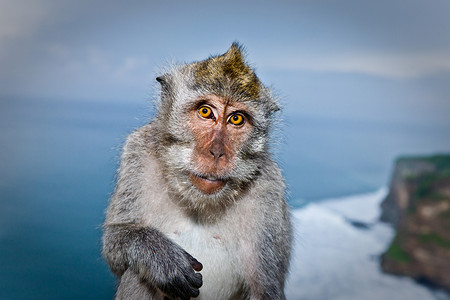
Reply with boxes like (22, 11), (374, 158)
(1, 0), (449, 299)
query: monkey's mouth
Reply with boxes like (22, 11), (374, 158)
(189, 172), (227, 195)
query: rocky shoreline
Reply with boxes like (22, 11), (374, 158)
(380, 154), (450, 294)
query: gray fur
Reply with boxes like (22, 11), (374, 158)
(102, 43), (292, 300)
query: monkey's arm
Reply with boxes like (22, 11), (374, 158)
(245, 166), (292, 300)
(102, 128), (202, 300)
(252, 215), (291, 300)
(102, 223), (203, 299)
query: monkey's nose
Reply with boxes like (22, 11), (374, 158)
(209, 149), (225, 160)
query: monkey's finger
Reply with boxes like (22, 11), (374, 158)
(180, 279), (200, 299)
(191, 259), (203, 272)
(182, 250), (203, 271)
(176, 283), (199, 300)
(188, 285), (200, 299)
(162, 277), (194, 300)
(185, 272), (202, 289)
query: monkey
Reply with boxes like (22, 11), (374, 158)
(102, 42), (292, 300)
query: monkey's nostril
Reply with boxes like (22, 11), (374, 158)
(209, 150), (225, 159)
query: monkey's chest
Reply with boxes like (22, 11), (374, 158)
(168, 227), (243, 300)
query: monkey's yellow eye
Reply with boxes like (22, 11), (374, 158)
(198, 106), (213, 118)
(229, 113), (244, 126)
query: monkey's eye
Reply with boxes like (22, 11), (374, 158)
(198, 106), (214, 119)
(228, 113), (245, 126)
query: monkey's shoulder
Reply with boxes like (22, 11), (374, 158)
(122, 123), (158, 156)
(253, 160), (286, 199)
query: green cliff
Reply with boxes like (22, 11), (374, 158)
(380, 154), (450, 293)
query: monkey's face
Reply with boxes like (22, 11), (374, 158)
(158, 88), (269, 213)
(187, 94), (253, 195)
(154, 44), (279, 212)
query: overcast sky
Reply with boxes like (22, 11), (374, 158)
(1, 0), (450, 126)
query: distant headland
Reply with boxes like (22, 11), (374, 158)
(380, 154), (450, 293)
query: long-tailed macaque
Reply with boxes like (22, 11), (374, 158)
(102, 43), (292, 300)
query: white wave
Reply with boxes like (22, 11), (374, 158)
(286, 188), (449, 300)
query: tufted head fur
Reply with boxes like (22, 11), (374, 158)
(192, 42), (261, 100)
(150, 43), (280, 219)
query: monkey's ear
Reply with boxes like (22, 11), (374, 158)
(156, 75), (171, 92)
(156, 76), (166, 85)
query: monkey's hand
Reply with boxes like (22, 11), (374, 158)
(138, 241), (203, 300)
(103, 224), (203, 300)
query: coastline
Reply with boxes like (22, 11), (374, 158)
(286, 188), (450, 300)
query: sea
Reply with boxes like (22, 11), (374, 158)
(1, 96), (449, 299)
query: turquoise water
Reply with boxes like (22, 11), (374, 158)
(0, 96), (449, 299)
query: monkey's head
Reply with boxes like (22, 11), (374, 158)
(152, 43), (280, 215)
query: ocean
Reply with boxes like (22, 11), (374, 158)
(0, 96), (449, 299)
(287, 189), (450, 300)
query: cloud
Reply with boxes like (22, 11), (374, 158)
(65, 47), (152, 84)
(22, 44), (155, 100)
(0, 0), (48, 44)
(2, 0), (450, 100)
(114, 56), (150, 80)
(265, 52), (450, 79)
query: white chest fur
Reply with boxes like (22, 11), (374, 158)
(167, 222), (243, 300)
(139, 157), (248, 299)
(140, 195), (244, 299)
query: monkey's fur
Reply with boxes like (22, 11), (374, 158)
(102, 43), (292, 300)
